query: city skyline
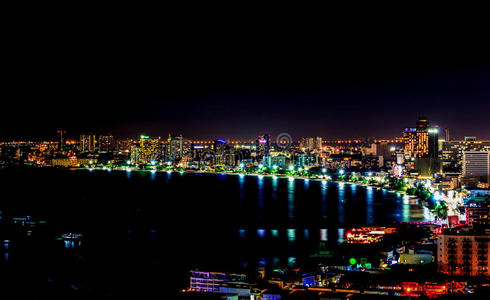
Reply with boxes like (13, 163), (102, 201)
(1, 119), (488, 143)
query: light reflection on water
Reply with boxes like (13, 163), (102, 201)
(235, 175), (431, 227)
(366, 186), (374, 224)
(121, 172), (435, 275)
(233, 175), (431, 249)
(238, 175), (245, 203)
(272, 176), (278, 201)
(257, 175), (264, 220)
(337, 182), (345, 224)
(320, 229), (327, 241)
(287, 229), (296, 242)
(287, 179), (295, 221)
(321, 181), (327, 219)
(304, 229), (309, 240)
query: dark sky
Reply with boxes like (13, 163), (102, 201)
(2, 10), (489, 141)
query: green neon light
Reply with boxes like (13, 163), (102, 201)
(349, 258), (357, 265)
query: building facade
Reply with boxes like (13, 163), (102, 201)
(189, 270), (247, 292)
(437, 229), (490, 277)
(98, 135), (114, 152)
(80, 134), (97, 153)
(255, 134), (271, 161)
(139, 135), (160, 163)
(403, 117), (439, 159)
(463, 151), (490, 186)
(442, 139), (490, 172)
(167, 134), (183, 162)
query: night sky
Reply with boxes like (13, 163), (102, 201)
(2, 12), (489, 141)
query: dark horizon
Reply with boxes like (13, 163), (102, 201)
(2, 13), (489, 141)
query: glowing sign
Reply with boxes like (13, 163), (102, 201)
(428, 128), (438, 134)
(194, 145), (204, 149)
(349, 258), (357, 265)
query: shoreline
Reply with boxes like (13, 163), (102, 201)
(78, 166), (417, 196)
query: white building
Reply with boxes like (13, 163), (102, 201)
(463, 151), (490, 183)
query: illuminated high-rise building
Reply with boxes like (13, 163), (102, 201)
(80, 134), (96, 152)
(315, 136), (323, 152)
(438, 228), (490, 277)
(371, 142), (392, 160)
(213, 139), (227, 165)
(442, 138), (490, 172)
(139, 135), (160, 163)
(255, 134), (271, 160)
(403, 117), (439, 158)
(57, 130), (66, 151)
(300, 137), (323, 152)
(98, 135), (114, 152)
(445, 128), (450, 142)
(463, 151), (490, 185)
(166, 134), (183, 162)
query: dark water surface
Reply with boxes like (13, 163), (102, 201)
(0, 167), (431, 296)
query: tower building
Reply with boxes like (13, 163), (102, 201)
(139, 135), (160, 163)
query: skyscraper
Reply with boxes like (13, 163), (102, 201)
(404, 117), (441, 176)
(80, 134), (96, 152)
(213, 139), (227, 165)
(139, 135), (160, 163)
(403, 117), (439, 158)
(166, 134), (183, 162)
(437, 229), (490, 277)
(315, 136), (323, 152)
(98, 135), (114, 152)
(57, 130), (66, 151)
(463, 151), (490, 185)
(442, 138), (490, 172)
(255, 134), (271, 160)
(371, 142), (392, 161)
(300, 137), (323, 152)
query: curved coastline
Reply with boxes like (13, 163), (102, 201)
(77, 166), (417, 197)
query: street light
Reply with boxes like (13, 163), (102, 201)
(338, 169), (345, 175)
(289, 165), (294, 171)
(322, 168), (327, 173)
(367, 172), (373, 177)
(239, 163), (245, 168)
(273, 165), (278, 170)
(258, 164), (263, 169)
